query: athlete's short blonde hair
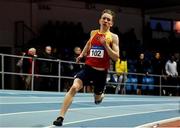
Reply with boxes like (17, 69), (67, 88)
(101, 9), (115, 21)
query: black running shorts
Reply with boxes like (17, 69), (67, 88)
(75, 65), (107, 95)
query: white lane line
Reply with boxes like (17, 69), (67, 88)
(0, 99), (179, 105)
(135, 117), (180, 128)
(0, 101), (61, 105)
(45, 108), (179, 127)
(0, 95), (64, 99)
(1, 95), (180, 101)
(0, 103), (178, 116)
(0, 101), (64, 105)
(0, 109), (58, 116)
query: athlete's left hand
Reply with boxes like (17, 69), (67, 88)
(76, 54), (83, 63)
(99, 35), (106, 46)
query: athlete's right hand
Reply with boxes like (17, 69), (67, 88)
(76, 54), (83, 63)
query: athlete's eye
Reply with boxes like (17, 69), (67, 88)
(102, 17), (111, 22)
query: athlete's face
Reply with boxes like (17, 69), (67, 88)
(99, 13), (113, 29)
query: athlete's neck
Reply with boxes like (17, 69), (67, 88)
(99, 28), (110, 34)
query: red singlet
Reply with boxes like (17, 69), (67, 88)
(85, 30), (112, 69)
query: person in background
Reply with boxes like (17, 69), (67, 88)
(174, 52), (180, 96)
(69, 46), (83, 76)
(135, 52), (150, 95)
(16, 52), (26, 90)
(165, 54), (178, 96)
(22, 47), (38, 90)
(115, 50), (128, 94)
(39, 45), (57, 91)
(152, 51), (164, 95)
(64, 46), (84, 92)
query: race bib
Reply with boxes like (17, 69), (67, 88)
(89, 46), (104, 58)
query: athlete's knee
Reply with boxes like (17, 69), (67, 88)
(69, 85), (78, 93)
(69, 84), (83, 93)
(67, 86), (78, 97)
(68, 79), (83, 95)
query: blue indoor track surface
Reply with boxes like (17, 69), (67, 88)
(0, 89), (180, 127)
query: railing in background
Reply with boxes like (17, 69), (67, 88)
(0, 53), (179, 96)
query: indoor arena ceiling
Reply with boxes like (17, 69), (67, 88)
(1, 0), (180, 10)
(72, 0), (180, 10)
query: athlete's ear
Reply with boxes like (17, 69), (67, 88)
(99, 18), (101, 25)
(110, 21), (113, 27)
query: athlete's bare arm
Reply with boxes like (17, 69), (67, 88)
(101, 32), (119, 61)
(76, 41), (90, 63)
(76, 30), (96, 63)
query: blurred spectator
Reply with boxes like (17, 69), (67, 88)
(69, 46), (84, 76)
(135, 52), (150, 95)
(174, 52), (180, 96)
(39, 45), (57, 91)
(16, 52), (26, 73)
(165, 54), (178, 96)
(16, 52), (26, 90)
(22, 48), (38, 90)
(152, 51), (164, 95)
(115, 51), (128, 94)
(69, 46), (91, 92)
(106, 59), (116, 94)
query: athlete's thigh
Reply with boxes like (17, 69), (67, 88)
(75, 65), (93, 86)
